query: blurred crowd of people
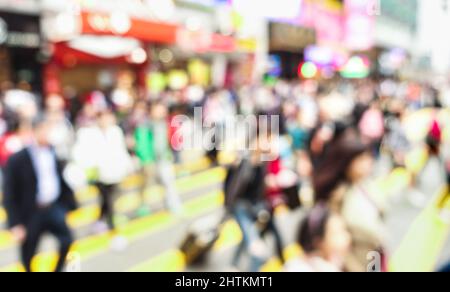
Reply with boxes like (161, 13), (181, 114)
(1, 74), (450, 272)
(221, 77), (450, 272)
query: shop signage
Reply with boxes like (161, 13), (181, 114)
(345, 0), (375, 51)
(86, 12), (132, 35)
(43, 11), (177, 44)
(5, 32), (40, 48)
(0, 15), (41, 48)
(177, 28), (236, 53)
(42, 0), (176, 22)
(269, 22), (316, 52)
(80, 12), (177, 44)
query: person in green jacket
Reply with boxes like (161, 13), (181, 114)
(134, 101), (183, 216)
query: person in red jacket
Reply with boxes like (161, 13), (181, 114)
(426, 117), (450, 221)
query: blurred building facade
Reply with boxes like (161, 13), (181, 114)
(2, 0), (450, 96)
(0, 0), (42, 92)
(415, 0), (450, 77)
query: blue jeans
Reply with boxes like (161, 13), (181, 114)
(232, 201), (266, 272)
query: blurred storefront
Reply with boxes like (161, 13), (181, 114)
(41, 0), (179, 97)
(166, 0), (260, 88)
(40, 0), (259, 98)
(150, 0), (237, 90)
(267, 0), (358, 80)
(269, 22), (316, 79)
(0, 1), (42, 93)
(301, 0), (348, 79)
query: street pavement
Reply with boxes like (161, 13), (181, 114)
(0, 151), (449, 272)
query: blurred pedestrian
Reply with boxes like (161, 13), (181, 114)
(75, 91), (108, 128)
(204, 89), (237, 165)
(224, 130), (271, 272)
(313, 130), (370, 209)
(45, 94), (74, 163)
(313, 131), (386, 271)
(134, 101), (183, 215)
(3, 115), (78, 272)
(383, 100), (410, 168)
(232, 136), (290, 268)
(426, 117), (450, 221)
(72, 109), (133, 250)
(358, 100), (385, 157)
(285, 205), (351, 272)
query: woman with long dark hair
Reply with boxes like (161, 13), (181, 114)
(312, 130), (386, 272)
(313, 130), (371, 209)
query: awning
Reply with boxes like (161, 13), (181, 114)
(79, 12), (178, 44)
(52, 41), (140, 66)
(44, 11), (178, 45)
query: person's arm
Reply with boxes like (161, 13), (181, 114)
(3, 155), (22, 229)
(59, 160), (78, 212)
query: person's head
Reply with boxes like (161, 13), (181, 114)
(16, 98), (38, 122)
(248, 115), (280, 162)
(45, 94), (66, 113)
(347, 151), (375, 182)
(426, 119), (442, 155)
(17, 80), (31, 92)
(32, 115), (53, 147)
(97, 109), (116, 129)
(134, 100), (148, 112)
(313, 130), (373, 203)
(150, 102), (168, 120)
(298, 205), (351, 264)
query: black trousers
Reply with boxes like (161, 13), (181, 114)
(22, 204), (73, 272)
(96, 183), (117, 231)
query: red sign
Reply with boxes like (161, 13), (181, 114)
(80, 12), (177, 44)
(177, 28), (236, 53)
(209, 34), (236, 53)
(344, 0), (375, 51)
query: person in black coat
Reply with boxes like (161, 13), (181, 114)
(3, 115), (78, 272)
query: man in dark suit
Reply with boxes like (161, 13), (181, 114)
(3, 115), (78, 272)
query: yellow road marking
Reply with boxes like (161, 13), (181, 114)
(389, 187), (450, 272)
(0, 167), (226, 252)
(375, 167), (412, 200)
(1, 191), (225, 272)
(129, 249), (186, 272)
(69, 157), (212, 205)
(0, 263), (25, 272)
(67, 206), (100, 229)
(260, 244), (303, 272)
(0, 155), (214, 231)
(0, 208), (6, 226)
(0, 231), (13, 250)
(213, 220), (242, 251)
(127, 219), (242, 272)
(75, 186), (99, 205)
